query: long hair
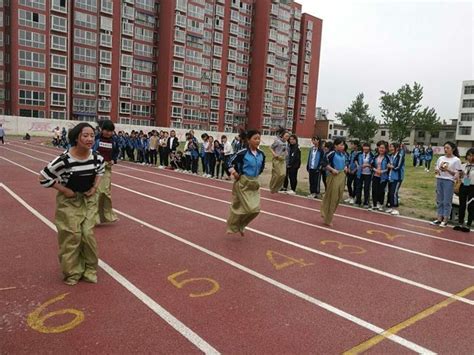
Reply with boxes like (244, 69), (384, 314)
(444, 141), (460, 158)
(68, 123), (94, 146)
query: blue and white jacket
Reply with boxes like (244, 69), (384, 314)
(388, 151), (405, 182)
(228, 148), (266, 177)
(355, 151), (375, 178)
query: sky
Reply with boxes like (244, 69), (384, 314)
(298, 0), (474, 122)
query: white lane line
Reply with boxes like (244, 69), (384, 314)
(1, 150), (436, 354)
(0, 182), (219, 355)
(9, 141), (474, 244)
(5, 144), (473, 268)
(2, 150), (473, 306)
(111, 169), (474, 270)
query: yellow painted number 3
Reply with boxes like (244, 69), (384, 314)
(27, 293), (84, 334)
(168, 270), (220, 298)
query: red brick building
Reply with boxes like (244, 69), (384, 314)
(0, 0), (322, 137)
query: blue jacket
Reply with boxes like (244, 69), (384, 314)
(306, 147), (324, 172)
(372, 154), (390, 182)
(228, 148), (266, 177)
(355, 151), (375, 178)
(322, 150), (349, 171)
(425, 148), (433, 161)
(348, 150), (359, 174)
(388, 151), (405, 182)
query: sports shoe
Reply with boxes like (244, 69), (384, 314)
(63, 278), (78, 286)
(363, 204), (370, 209)
(390, 210), (400, 216)
(440, 221), (448, 228)
(430, 220), (441, 225)
(307, 193), (316, 198)
(385, 208), (393, 214)
(344, 198), (352, 203)
(287, 190), (296, 195)
(349, 198), (355, 205)
(453, 225), (463, 231)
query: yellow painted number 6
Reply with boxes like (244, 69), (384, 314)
(168, 270), (220, 298)
(27, 293), (84, 334)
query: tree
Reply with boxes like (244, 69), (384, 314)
(336, 93), (378, 142)
(379, 82), (440, 144)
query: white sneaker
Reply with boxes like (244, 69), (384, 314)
(391, 210), (400, 216)
(440, 221), (448, 228)
(344, 198), (352, 203)
(307, 193), (316, 198)
(377, 204), (384, 211)
(349, 198), (355, 205)
(158, 165), (164, 169)
(287, 190), (296, 195)
(385, 208), (393, 213)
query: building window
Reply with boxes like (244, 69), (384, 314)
(74, 81), (96, 96)
(73, 98), (97, 114)
(51, 15), (68, 32)
(75, 12), (97, 30)
(19, 10), (46, 30)
(51, 111), (67, 120)
(19, 109), (45, 118)
(459, 127), (472, 136)
(75, 29), (97, 46)
(101, 16), (113, 31)
(51, 92), (67, 106)
(52, 0), (68, 13)
(51, 73), (67, 88)
(19, 70), (45, 88)
(19, 90), (45, 106)
(99, 66), (111, 80)
(465, 86), (474, 95)
(101, 0), (113, 14)
(99, 83), (111, 96)
(51, 54), (67, 70)
(171, 106), (182, 118)
(74, 46), (97, 62)
(120, 101), (131, 114)
(461, 113), (474, 122)
(418, 131), (425, 138)
(463, 99), (474, 108)
(100, 50), (112, 64)
(76, 0), (97, 12)
(100, 33), (112, 47)
(74, 64), (96, 79)
(19, 51), (45, 68)
(19, 0), (46, 10)
(51, 35), (67, 51)
(19, 30), (45, 49)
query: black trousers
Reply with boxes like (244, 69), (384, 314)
(308, 169), (321, 195)
(388, 180), (402, 208)
(149, 149), (157, 165)
(459, 185), (474, 226)
(372, 176), (387, 207)
(222, 156), (231, 177)
(355, 174), (371, 205)
(191, 157), (198, 174)
(347, 173), (357, 198)
(283, 167), (299, 191)
(425, 159), (432, 170)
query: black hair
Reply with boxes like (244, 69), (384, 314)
(376, 140), (388, 148)
(325, 141), (334, 150)
(390, 142), (400, 151)
(362, 143), (370, 148)
(444, 141), (460, 158)
(333, 138), (345, 147)
(289, 134), (299, 145)
(100, 119), (115, 132)
(221, 135), (227, 139)
(312, 136), (321, 141)
(68, 123), (95, 146)
(239, 129), (260, 146)
(466, 148), (474, 159)
(201, 133), (208, 139)
(275, 126), (287, 138)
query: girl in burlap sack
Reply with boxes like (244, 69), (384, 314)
(269, 127), (290, 193)
(226, 130), (266, 236)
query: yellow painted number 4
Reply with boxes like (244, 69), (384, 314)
(27, 293), (84, 334)
(168, 270), (220, 298)
(266, 250), (314, 271)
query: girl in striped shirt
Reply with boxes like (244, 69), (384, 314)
(39, 123), (105, 286)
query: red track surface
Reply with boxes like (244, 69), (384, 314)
(1, 139), (473, 354)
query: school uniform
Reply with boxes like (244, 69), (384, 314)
(93, 135), (119, 224)
(413, 147), (420, 167)
(425, 148), (433, 170)
(458, 163), (474, 228)
(387, 151), (405, 209)
(321, 150), (348, 225)
(222, 141), (233, 177)
(269, 137), (288, 193)
(307, 146), (324, 195)
(226, 148), (266, 234)
(371, 154), (390, 208)
(283, 143), (301, 192)
(40, 151), (105, 284)
(347, 150), (359, 199)
(149, 135), (159, 165)
(355, 151), (374, 206)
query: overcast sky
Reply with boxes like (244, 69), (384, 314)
(298, 0), (474, 122)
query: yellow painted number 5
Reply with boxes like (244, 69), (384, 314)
(27, 293), (84, 334)
(168, 270), (220, 298)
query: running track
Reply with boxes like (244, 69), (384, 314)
(1, 138), (473, 354)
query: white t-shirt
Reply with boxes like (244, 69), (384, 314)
(435, 155), (462, 181)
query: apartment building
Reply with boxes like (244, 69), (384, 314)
(456, 80), (474, 149)
(0, 0), (323, 137)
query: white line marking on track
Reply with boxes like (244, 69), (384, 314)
(0, 181), (219, 355)
(1, 151), (437, 354)
(2, 150), (473, 306)
(112, 169), (474, 270)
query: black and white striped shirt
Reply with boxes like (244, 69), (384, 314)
(40, 150), (105, 192)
